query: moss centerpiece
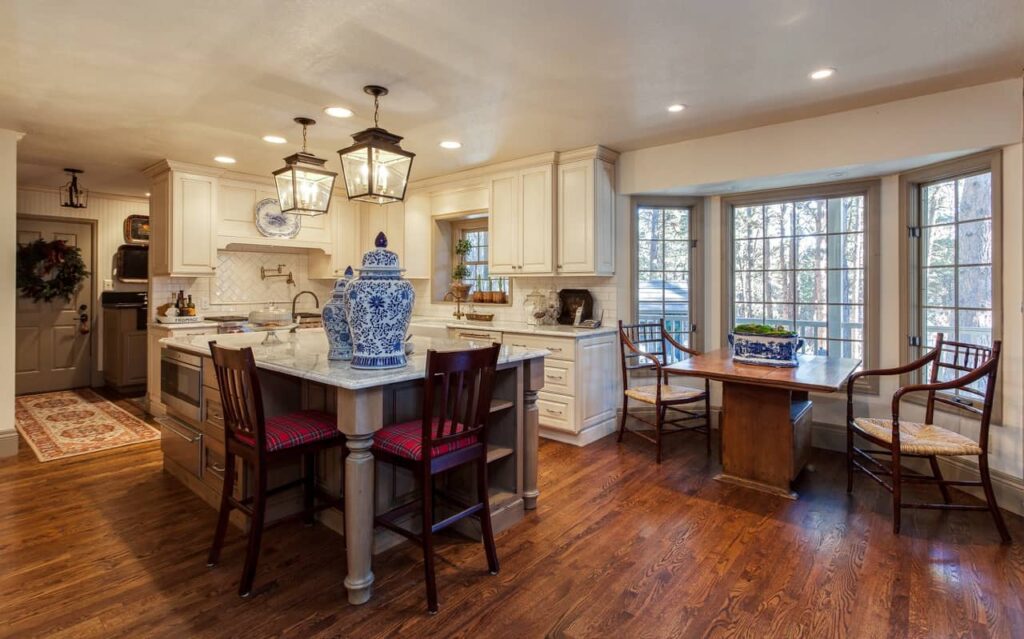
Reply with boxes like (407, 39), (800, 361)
(728, 324), (805, 367)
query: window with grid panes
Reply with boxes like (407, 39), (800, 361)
(908, 164), (997, 403)
(731, 194), (867, 360)
(454, 222), (510, 299)
(635, 205), (694, 351)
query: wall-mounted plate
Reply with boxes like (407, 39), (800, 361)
(254, 198), (301, 239)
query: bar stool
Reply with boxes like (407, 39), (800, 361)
(206, 342), (346, 598)
(372, 343), (502, 614)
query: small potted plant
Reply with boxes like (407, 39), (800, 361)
(728, 323), (805, 367)
(449, 238), (473, 301)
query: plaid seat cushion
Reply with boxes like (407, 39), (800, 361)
(372, 419), (478, 461)
(235, 410), (341, 452)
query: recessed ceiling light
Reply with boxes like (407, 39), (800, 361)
(809, 67), (836, 80)
(145, 192), (151, 197)
(439, 140), (462, 149)
(667, 104), (686, 113)
(214, 156), (236, 164)
(324, 106), (353, 118)
(262, 135), (287, 144)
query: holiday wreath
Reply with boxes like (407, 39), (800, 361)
(16, 239), (89, 302)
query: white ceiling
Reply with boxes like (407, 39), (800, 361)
(2, 0), (1022, 196)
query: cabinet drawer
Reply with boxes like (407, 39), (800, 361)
(448, 328), (503, 343)
(201, 436), (243, 498)
(542, 360), (575, 395)
(203, 395), (225, 443)
(537, 392), (575, 433)
(503, 333), (574, 361)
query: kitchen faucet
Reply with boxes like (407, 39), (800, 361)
(291, 290), (320, 321)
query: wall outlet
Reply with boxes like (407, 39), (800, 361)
(197, 296), (209, 309)
(103, 279), (113, 291)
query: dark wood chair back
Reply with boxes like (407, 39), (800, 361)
(923, 333), (1001, 446)
(619, 321), (668, 374)
(209, 342), (267, 453)
(420, 344), (501, 461)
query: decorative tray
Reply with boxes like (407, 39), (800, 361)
(156, 315), (206, 324)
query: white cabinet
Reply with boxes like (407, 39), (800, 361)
(309, 197), (361, 280)
(145, 162), (218, 277)
(488, 164), (555, 276)
(556, 148), (617, 276)
(358, 201), (408, 269)
(217, 177), (333, 250)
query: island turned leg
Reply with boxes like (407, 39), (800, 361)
(336, 386), (383, 605)
(523, 356), (544, 510)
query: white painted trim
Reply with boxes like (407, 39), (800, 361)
(813, 421), (1024, 517)
(540, 418), (617, 447)
(0, 430), (19, 458)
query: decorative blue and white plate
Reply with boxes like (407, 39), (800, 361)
(254, 198), (301, 239)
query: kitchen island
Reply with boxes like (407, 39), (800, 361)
(160, 329), (547, 605)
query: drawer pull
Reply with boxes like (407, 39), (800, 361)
(210, 463), (226, 473)
(549, 347), (562, 352)
(460, 332), (495, 340)
(510, 343), (527, 348)
(546, 372), (564, 380)
(544, 408), (563, 415)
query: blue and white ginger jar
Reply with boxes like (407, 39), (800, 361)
(347, 232), (415, 369)
(322, 265), (354, 361)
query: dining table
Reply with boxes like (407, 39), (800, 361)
(665, 348), (861, 499)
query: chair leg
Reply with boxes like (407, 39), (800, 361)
(655, 403), (664, 464)
(421, 472), (439, 614)
(928, 455), (953, 504)
(303, 452), (315, 526)
(617, 396), (629, 442)
(705, 393), (712, 457)
(477, 458), (499, 575)
(979, 455), (1012, 544)
(891, 448), (902, 535)
(207, 452), (236, 568)
(846, 426), (854, 494)
(239, 467), (267, 598)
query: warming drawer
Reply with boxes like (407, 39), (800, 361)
(158, 416), (203, 478)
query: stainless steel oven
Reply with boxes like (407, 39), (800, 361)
(160, 348), (203, 425)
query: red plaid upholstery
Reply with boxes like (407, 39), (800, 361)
(372, 419), (478, 461)
(235, 410), (340, 452)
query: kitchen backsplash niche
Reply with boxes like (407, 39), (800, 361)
(150, 250), (334, 317)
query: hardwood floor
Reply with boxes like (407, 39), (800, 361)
(2, 396), (1023, 638)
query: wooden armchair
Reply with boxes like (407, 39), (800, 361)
(846, 333), (1009, 543)
(618, 320), (711, 463)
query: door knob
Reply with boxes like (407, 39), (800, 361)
(78, 305), (90, 335)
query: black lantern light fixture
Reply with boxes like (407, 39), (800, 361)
(60, 168), (88, 209)
(272, 117), (337, 217)
(337, 85), (415, 205)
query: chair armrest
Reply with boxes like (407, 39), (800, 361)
(619, 333), (663, 372)
(846, 349), (936, 399)
(663, 331), (699, 358)
(890, 364), (992, 419)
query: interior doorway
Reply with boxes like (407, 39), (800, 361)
(15, 216), (96, 395)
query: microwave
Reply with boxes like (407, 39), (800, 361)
(114, 244), (148, 283)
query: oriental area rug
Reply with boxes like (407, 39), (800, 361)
(15, 388), (159, 462)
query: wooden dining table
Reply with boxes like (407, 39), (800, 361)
(665, 348), (860, 499)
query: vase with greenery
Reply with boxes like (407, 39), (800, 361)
(728, 323), (804, 367)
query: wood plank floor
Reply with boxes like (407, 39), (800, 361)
(2, 397), (1023, 638)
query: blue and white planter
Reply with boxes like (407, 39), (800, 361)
(728, 332), (805, 367)
(322, 266), (354, 361)
(347, 233), (415, 370)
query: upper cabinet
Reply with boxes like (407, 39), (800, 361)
(308, 197), (361, 280)
(488, 162), (555, 276)
(217, 176), (332, 251)
(556, 147), (618, 276)
(145, 161), (218, 277)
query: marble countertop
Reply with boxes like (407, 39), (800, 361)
(160, 328), (548, 390)
(409, 317), (617, 339)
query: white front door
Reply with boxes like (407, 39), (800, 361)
(15, 217), (94, 394)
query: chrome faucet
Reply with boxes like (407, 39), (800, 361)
(291, 290), (320, 321)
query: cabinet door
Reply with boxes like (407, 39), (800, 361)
(557, 160), (594, 274)
(519, 165), (554, 274)
(172, 172), (217, 276)
(402, 192), (431, 279)
(488, 172), (520, 275)
(310, 197), (360, 280)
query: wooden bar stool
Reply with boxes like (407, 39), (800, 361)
(206, 342), (346, 597)
(372, 343), (502, 614)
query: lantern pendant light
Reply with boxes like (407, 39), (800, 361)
(60, 168), (88, 209)
(272, 117), (337, 217)
(337, 85), (415, 205)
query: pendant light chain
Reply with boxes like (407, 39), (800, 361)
(373, 94), (380, 128)
(301, 122), (308, 153)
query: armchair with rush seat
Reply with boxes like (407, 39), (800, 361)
(617, 320), (711, 463)
(846, 333), (1010, 544)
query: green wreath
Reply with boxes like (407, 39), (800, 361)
(16, 239), (89, 302)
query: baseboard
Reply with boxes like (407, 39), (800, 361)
(540, 419), (617, 447)
(812, 421), (1024, 517)
(0, 429), (19, 458)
